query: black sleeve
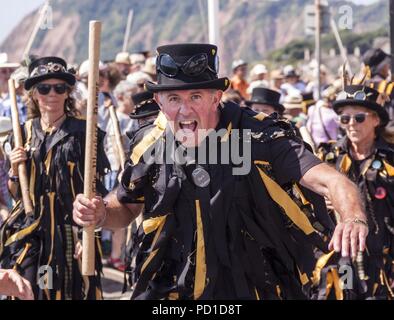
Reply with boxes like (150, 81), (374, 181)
(95, 128), (110, 197)
(268, 137), (322, 185)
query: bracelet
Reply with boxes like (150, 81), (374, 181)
(343, 217), (368, 227)
(96, 200), (108, 228)
(9, 175), (19, 183)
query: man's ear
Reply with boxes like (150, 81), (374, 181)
(154, 93), (162, 109)
(213, 90), (223, 106)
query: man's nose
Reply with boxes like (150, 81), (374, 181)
(178, 101), (193, 116)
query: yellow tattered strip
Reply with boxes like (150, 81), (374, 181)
(140, 215), (167, 274)
(255, 162), (317, 235)
(5, 196), (45, 247)
(44, 148), (53, 174)
(311, 250), (335, 286)
(383, 160), (394, 177)
(253, 112), (268, 121)
(293, 184), (310, 206)
(29, 161), (36, 206)
(142, 215), (167, 235)
(297, 266), (310, 286)
(220, 122), (232, 142)
(194, 199), (207, 300)
(46, 192), (56, 266)
(325, 268), (344, 300)
(339, 154), (352, 174)
(131, 112), (167, 165)
(68, 161), (76, 199)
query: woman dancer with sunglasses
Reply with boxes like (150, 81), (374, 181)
(0, 57), (109, 300)
(315, 84), (394, 299)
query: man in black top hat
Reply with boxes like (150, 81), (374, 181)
(363, 48), (394, 121)
(245, 87), (285, 116)
(73, 43), (368, 300)
(130, 91), (160, 128)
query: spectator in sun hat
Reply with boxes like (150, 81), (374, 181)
(230, 59), (249, 99)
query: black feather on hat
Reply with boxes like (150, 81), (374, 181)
(24, 56), (76, 90)
(145, 43), (230, 92)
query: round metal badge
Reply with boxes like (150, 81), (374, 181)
(3, 142), (12, 155)
(192, 167), (210, 188)
(372, 160), (382, 170)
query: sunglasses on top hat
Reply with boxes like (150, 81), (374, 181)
(156, 53), (219, 78)
(35, 83), (69, 95)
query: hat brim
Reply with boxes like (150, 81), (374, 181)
(284, 103), (303, 110)
(145, 77), (230, 93)
(24, 73), (76, 90)
(0, 63), (20, 69)
(245, 100), (285, 113)
(129, 110), (160, 119)
(333, 99), (389, 127)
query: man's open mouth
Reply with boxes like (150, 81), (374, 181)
(179, 120), (198, 132)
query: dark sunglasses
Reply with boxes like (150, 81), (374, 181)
(339, 112), (370, 124)
(35, 83), (69, 95)
(156, 53), (219, 78)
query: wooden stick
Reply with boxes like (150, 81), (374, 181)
(82, 20), (101, 276)
(108, 105), (126, 170)
(8, 79), (34, 216)
(122, 10), (134, 53)
(22, 1), (50, 60)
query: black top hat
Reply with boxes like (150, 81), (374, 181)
(24, 56), (76, 90)
(363, 48), (391, 70)
(302, 92), (315, 108)
(333, 85), (389, 127)
(130, 91), (160, 119)
(145, 43), (230, 92)
(245, 87), (285, 114)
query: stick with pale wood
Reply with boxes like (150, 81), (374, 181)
(82, 20), (101, 276)
(8, 78), (34, 216)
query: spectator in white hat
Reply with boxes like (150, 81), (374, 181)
(247, 63), (269, 95)
(114, 52), (131, 79)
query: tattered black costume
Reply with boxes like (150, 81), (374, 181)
(0, 116), (109, 300)
(315, 137), (394, 299)
(119, 102), (334, 300)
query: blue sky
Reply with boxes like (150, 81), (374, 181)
(0, 0), (380, 44)
(0, 0), (44, 43)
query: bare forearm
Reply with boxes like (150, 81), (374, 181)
(102, 190), (142, 230)
(301, 163), (367, 221)
(326, 175), (366, 222)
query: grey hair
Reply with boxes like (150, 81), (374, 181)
(113, 80), (137, 98)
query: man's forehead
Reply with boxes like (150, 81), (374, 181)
(161, 89), (212, 96)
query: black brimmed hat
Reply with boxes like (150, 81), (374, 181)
(362, 48), (391, 74)
(245, 87), (284, 114)
(145, 43), (230, 92)
(130, 91), (160, 119)
(24, 56), (76, 90)
(333, 85), (389, 127)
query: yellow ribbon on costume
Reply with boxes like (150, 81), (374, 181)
(383, 160), (394, 177)
(339, 154), (352, 174)
(131, 112), (167, 165)
(142, 215), (167, 235)
(255, 161), (317, 235)
(194, 199), (207, 300)
(312, 250), (335, 286)
(140, 215), (167, 274)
